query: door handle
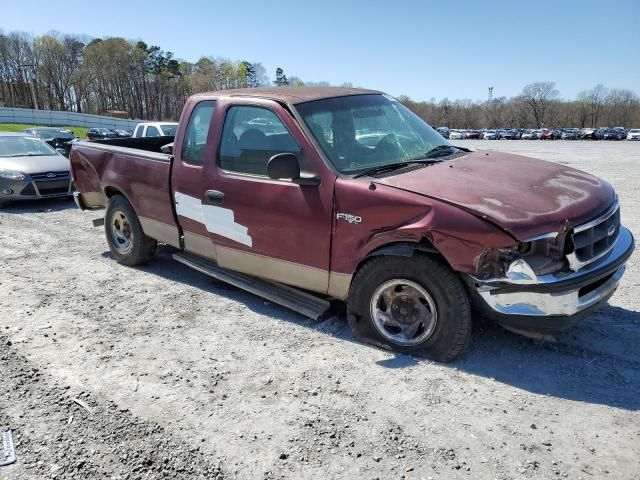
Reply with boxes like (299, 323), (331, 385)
(204, 190), (225, 205)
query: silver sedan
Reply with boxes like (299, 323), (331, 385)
(0, 132), (73, 207)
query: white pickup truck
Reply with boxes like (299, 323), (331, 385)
(132, 122), (179, 138)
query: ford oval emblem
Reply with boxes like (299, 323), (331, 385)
(607, 225), (616, 237)
(46, 172), (56, 178)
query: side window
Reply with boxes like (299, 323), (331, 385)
(146, 126), (160, 137)
(219, 106), (299, 176)
(181, 101), (215, 166)
(133, 126), (142, 138)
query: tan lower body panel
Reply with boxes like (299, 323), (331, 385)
(327, 271), (352, 300)
(183, 231), (218, 262)
(139, 217), (181, 248)
(181, 236), (353, 299)
(83, 191), (107, 208)
(216, 246), (330, 295)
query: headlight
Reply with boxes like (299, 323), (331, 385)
(0, 169), (25, 181)
(476, 232), (568, 280)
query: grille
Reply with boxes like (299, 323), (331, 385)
(567, 201), (620, 271)
(20, 184), (36, 196)
(31, 171), (70, 180)
(35, 179), (70, 196)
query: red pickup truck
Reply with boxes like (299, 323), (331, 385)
(70, 87), (634, 361)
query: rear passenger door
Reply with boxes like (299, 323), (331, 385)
(202, 98), (336, 294)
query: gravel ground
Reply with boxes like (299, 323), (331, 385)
(0, 140), (639, 480)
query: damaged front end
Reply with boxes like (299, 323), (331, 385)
(465, 199), (635, 335)
(474, 229), (570, 283)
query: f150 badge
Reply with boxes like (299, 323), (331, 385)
(336, 213), (362, 224)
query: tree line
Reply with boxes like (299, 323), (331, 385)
(1, 30), (638, 127)
(400, 82), (640, 129)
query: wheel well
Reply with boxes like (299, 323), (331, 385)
(104, 186), (122, 198)
(352, 240), (449, 283)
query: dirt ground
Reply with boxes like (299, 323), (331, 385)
(1, 140), (639, 480)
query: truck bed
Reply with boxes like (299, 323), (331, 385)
(70, 139), (181, 248)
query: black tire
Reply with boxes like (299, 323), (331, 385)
(104, 194), (157, 266)
(347, 255), (471, 362)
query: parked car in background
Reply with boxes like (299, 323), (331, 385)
(541, 129), (562, 140)
(520, 130), (536, 140)
(603, 129), (626, 140)
(627, 129), (640, 140)
(561, 129), (580, 140)
(464, 130), (481, 139)
(21, 127), (76, 157)
(499, 129), (519, 140)
(87, 128), (119, 140)
(436, 127), (450, 139)
(482, 130), (500, 140)
(71, 87), (634, 362)
(114, 129), (133, 138)
(0, 132), (73, 207)
(132, 122), (179, 138)
(449, 130), (465, 140)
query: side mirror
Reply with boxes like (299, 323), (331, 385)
(267, 153), (300, 180)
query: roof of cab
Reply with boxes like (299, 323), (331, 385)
(192, 86), (382, 104)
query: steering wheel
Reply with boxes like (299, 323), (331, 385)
(374, 133), (407, 160)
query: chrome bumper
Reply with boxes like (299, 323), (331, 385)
(471, 226), (634, 318)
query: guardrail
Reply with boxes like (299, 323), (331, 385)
(0, 107), (145, 130)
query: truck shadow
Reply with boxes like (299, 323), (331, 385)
(456, 307), (640, 411)
(129, 246), (640, 412)
(0, 197), (76, 214)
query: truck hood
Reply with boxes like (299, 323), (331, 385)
(373, 151), (615, 240)
(0, 154), (70, 175)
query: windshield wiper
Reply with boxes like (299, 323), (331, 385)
(418, 145), (457, 160)
(353, 159), (441, 178)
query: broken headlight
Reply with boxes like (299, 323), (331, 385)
(476, 232), (568, 281)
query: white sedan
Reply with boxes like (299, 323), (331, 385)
(627, 129), (640, 140)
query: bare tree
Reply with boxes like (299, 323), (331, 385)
(520, 82), (559, 128)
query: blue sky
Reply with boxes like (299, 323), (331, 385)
(2, 0), (639, 102)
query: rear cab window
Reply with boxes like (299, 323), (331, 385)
(146, 126), (160, 137)
(181, 101), (216, 166)
(218, 106), (299, 176)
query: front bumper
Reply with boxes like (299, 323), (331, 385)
(0, 174), (73, 202)
(467, 226), (634, 333)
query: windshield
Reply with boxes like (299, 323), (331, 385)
(31, 128), (73, 139)
(0, 136), (58, 157)
(296, 94), (451, 174)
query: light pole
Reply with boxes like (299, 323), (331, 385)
(21, 64), (38, 110)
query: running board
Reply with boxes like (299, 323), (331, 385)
(173, 252), (332, 321)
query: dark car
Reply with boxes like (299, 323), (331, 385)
(114, 129), (133, 138)
(87, 128), (119, 140)
(21, 127), (76, 157)
(603, 129), (625, 140)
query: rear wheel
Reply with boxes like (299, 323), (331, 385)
(104, 194), (156, 266)
(348, 255), (471, 362)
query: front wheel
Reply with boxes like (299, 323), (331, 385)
(104, 194), (157, 266)
(347, 255), (471, 362)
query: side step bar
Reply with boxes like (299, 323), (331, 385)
(173, 252), (332, 321)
